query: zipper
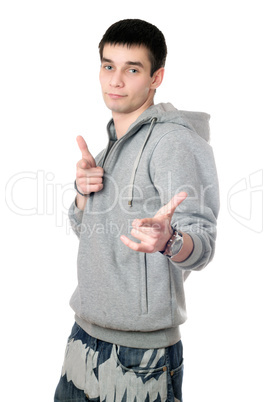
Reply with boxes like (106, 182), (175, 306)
(100, 119), (151, 170)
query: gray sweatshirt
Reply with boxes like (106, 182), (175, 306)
(68, 103), (220, 349)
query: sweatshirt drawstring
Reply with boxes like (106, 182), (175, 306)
(128, 118), (157, 207)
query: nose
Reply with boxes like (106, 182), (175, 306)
(109, 70), (124, 88)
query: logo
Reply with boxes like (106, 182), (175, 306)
(227, 170), (263, 233)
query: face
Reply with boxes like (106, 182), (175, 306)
(99, 44), (164, 117)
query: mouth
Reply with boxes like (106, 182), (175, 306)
(107, 93), (127, 99)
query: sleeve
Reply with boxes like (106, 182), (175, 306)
(149, 128), (220, 271)
(68, 199), (85, 239)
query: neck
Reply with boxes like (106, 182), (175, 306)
(113, 99), (154, 139)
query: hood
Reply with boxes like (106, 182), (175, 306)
(130, 102), (211, 143)
(108, 103), (211, 207)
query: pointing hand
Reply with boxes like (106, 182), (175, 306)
(120, 192), (188, 253)
(76, 135), (104, 195)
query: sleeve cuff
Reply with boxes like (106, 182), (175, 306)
(175, 233), (204, 269)
(69, 199), (84, 224)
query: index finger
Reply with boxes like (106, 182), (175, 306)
(157, 192), (188, 218)
(76, 135), (96, 167)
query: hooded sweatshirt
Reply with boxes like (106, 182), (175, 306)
(68, 103), (220, 349)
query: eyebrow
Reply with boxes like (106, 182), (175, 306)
(102, 58), (144, 68)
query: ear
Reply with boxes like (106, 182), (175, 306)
(150, 68), (165, 90)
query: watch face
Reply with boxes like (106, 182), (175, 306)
(170, 236), (183, 256)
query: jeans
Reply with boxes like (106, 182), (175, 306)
(54, 322), (184, 402)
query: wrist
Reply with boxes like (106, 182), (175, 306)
(171, 232), (194, 263)
(75, 193), (88, 211)
(74, 180), (89, 211)
(74, 180), (89, 197)
(160, 228), (184, 258)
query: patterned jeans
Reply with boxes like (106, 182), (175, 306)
(54, 322), (184, 402)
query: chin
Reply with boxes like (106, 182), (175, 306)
(106, 104), (133, 114)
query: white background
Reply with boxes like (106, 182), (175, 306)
(1, 0), (267, 400)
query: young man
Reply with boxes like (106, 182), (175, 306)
(54, 19), (219, 402)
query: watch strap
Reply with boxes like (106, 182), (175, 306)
(161, 229), (184, 258)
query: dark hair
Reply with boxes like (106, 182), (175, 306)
(99, 19), (167, 76)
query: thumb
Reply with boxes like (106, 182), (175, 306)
(156, 191), (188, 219)
(76, 135), (96, 167)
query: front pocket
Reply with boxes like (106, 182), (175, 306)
(114, 344), (166, 374)
(170, 358), (184, 378)
(112, 345), (168, 401)
(140, 253), (148, 315)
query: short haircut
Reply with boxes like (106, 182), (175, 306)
(99, 19), (167, 76)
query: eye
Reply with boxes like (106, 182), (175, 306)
(129, 68), (138, 74)
(104, 65), (113, 71)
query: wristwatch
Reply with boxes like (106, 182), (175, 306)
(162, 229), (184, 258)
